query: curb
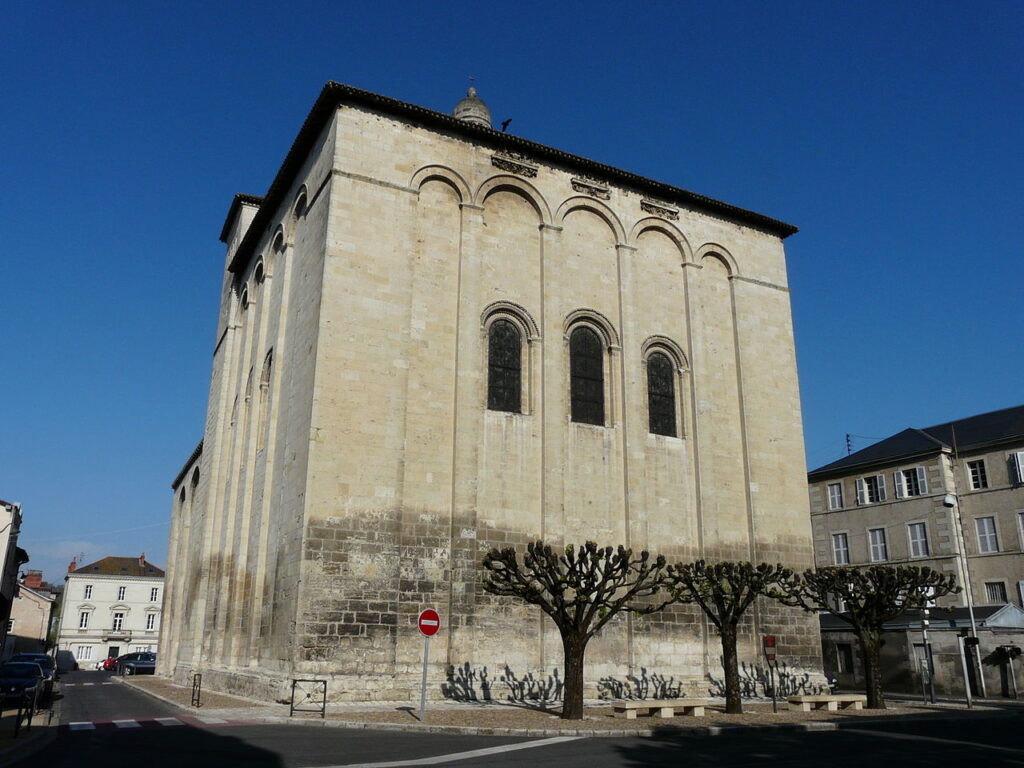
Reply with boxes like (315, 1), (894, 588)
(112, 679), (1024, 739)
(0, 695), (61, 766)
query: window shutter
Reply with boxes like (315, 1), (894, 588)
(855, 478), (866, 505)
(1011, 452), (1024, 484)
(916, 466), (928, 494)
(877, 473), (887, 501)
(893, 470), (905, 499)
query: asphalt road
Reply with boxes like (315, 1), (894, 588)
(21, 670), (1024, 768)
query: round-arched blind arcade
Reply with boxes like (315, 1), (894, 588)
(647, 351), (676, 436)
(570, 326), (604, 425)
(487, 320), (522, 413)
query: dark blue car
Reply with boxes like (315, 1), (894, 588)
(0, 662), (48, 703)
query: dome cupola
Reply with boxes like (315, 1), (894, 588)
(453, 87), (492, 128)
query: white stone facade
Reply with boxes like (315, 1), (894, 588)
(56, 561), (164, 666)
(160, 83), (822, 702)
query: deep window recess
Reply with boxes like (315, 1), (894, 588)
(832, 533), (850, 565)
(827, 483), (844, 510)
(985, 582), (1007, 603)
(908, 522), (930, 557)
(968, 460), (988, 490)
(894, 467), (927, 498)
(487, 320), (522, 413)
(976, 516), (999, 554)
(856, 475), (886, 504)
(569, 326), (604, 425)
(869, 528), (888, 562)
(647, 352), (676, 436)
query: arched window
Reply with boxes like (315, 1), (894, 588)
(570, 326), (604, 425)
(487, 320), (521, 413)
(647, 352), (676, 436)
(257, 350), (272, 450)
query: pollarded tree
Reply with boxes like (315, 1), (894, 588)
(666, 560), (793, 714)
(776, 565), (959, 709)
(482, 541), (671, 720)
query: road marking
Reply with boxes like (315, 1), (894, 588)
(195, 716), (227, 724)
(82, 683), (94, 687)
(156, 718), (184, 726)
(64, 683), (75, 687)
(69, 722), (95, 731)
(114, 720), (141, 728)
(845, 728), (1024, 755)
(322, 736), (584, 767)
(101, 682), (114, 686)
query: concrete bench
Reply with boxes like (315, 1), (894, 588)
(787, 694), (866, 712)
(612, 699), (708, 719)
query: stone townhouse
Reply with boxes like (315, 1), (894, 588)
(55, 556), (164, 668)
(161, 83), (822, 701)
(808, 404), (1024, 695)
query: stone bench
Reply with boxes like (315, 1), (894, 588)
(787, 694), (866, 712)
(612, 699), (708, 719)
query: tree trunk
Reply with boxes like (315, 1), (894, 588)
(560, 631), (588, 720)
(858, 630), (886, 709)
(720, 625), (743, 714)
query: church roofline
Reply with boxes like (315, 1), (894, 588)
(171, 439), (204, 490)
(227, 81), (799, 274)
(219, 193), (265, 244)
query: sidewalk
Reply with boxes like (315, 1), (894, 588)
(0, 695), (60, 766)
(122, 676), (1024, 738)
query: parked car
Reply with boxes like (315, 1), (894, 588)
(120, 652), (157, 675)
(111, 652), (150, 674)
(101, 656), (118, 671)
(9, 653), (57, 682)
(0, 662), (49, 703)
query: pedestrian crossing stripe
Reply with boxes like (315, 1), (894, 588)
(114, 720), (141, 728)
(155, 718), (184, 726)
(69, 722), (95, 730)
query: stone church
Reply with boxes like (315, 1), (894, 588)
(160, 82), (821, 701)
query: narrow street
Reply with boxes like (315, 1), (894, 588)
(18, 670), (1024, 768)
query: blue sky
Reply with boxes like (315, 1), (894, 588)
(3, 2), (1021, 582)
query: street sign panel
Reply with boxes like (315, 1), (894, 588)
(418, 609), (440, 637)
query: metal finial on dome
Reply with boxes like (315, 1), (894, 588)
(453, 86), (492, 129)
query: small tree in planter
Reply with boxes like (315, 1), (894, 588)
(665, 560), (792, 714)
(482, 541), (670, 720)
(776, 565), (959, 709)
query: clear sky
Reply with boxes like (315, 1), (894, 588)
(3, 1), (1021, 583)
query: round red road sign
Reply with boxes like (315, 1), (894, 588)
(417, 609), (440, 637)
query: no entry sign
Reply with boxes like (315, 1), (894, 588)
(418, 609), (440, 637)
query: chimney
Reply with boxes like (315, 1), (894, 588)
(68, 557), (77, 573)
(139, 552), (146, 567)
(22, 570), (42, 589)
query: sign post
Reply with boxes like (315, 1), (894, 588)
(762, 635), (777, 713)
(417, 609), (440, 721)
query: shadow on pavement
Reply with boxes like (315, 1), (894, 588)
(25, 722), (283, 768)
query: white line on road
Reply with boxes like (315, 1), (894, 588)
(101, 682), (114, 686)
(114, 720), (141, 728)
(319, 736), (584, 767)
(156, 718), (184, 726)
(82, 683), (94, 687)
(195, 716), (228, 724)
(844, 728), (1024, 755)
(69, 722), (95, 731)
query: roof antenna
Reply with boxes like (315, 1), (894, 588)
(845, 433), (853, 455)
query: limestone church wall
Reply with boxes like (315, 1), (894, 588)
(160, 89), (823, 702)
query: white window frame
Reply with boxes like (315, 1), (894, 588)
(150, 587), (159, 602)
(1018, 511), (1024, 549)
(967, 459), (988, 490)
(855, 474), (887, 504)
(79, 611), (91, 629)
(827, 483), (844, 510)
(75, 645), (93, 661)
(83, 584), (93, 600)
(908, 522), (930, 557)
(112, 612), (125, 632)
(868, 527), (888, 562)
(1010, 451), (1024, 485)
(894, 466), (928, 498)
(117, 586), (127, 601)
(975, 516), (999, 554)
(832, 532), (850, 565)
(146, 613), (156, 631)
(985, 581), (1008, 604)
(6, 619), (14, 632)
